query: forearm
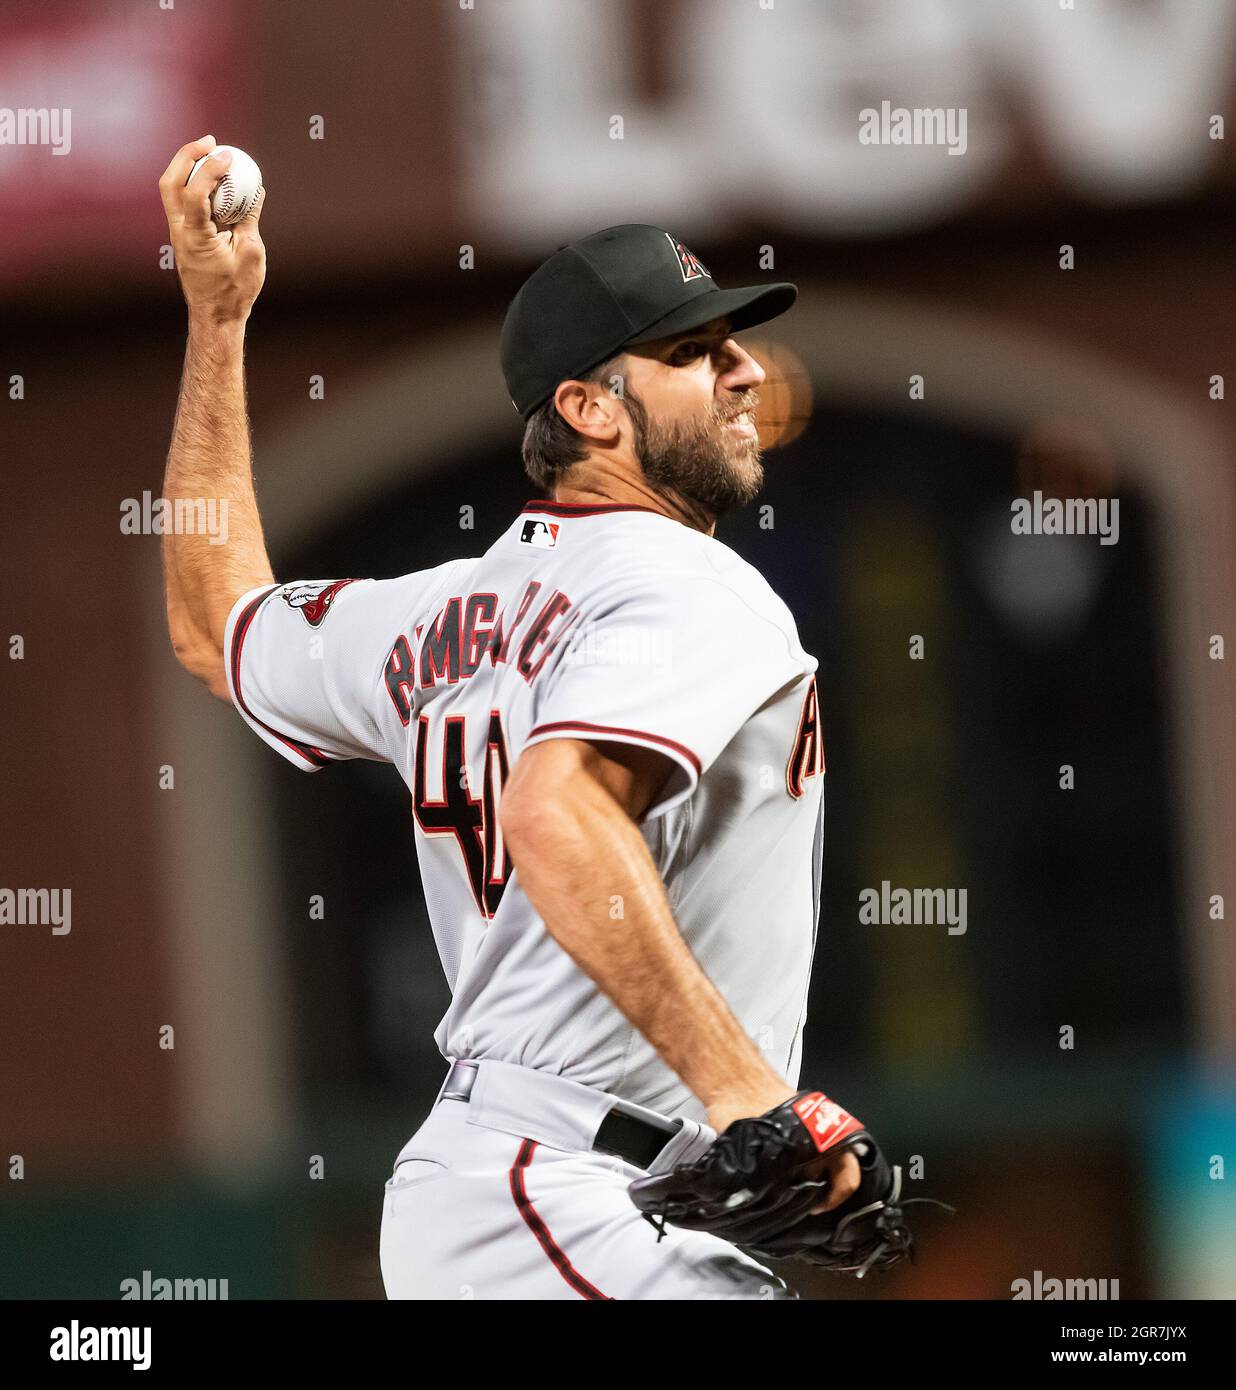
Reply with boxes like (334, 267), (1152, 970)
(506, 769), (792, 1128)
(158, 136), (271, 694)
(162, 315), (273, 688)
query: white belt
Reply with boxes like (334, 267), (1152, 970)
(430, 1057), (716, 1173)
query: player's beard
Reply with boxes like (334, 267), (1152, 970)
(623, 385), (764, 517)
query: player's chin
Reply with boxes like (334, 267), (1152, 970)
(728, 448), (765, 499)
(709, 462), (764, 517)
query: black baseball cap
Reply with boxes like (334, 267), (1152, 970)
(500, 224), (797, 419)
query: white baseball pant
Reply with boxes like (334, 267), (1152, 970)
(379, 1058), (795, 1301)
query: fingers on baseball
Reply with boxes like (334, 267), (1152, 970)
(181, 153), (239, 233)
(186, 148), (233, 190)
(157, 136), (217, 212)
(234, 184), (266, 232)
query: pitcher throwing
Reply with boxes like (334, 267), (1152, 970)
(159, 135), (931, 1300)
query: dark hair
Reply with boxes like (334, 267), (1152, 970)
(521, 353), (626, 490)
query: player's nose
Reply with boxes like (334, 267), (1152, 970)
(718, 338), (766, 393)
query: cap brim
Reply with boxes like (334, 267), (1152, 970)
(624, 282), (797, 347)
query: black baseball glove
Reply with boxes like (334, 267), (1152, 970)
(628, 1090), (950, 1277)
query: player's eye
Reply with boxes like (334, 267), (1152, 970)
(672, 342), (706, 363)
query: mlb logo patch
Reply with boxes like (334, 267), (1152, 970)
(665, 232), (710, 283)
(520, 518), (560, 549)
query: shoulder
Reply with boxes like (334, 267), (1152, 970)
(367, 557), (479, 609)
(246, 558), (481, 638)
(569, 515), (801, 643)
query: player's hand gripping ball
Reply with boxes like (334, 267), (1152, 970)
(187, 144), (263, 225)
(160, 137), (267, 322)
(628, 1090), (953, 1277)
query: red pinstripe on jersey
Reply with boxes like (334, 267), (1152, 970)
(527, 720), (702, 777)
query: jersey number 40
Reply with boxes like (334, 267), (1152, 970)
(413, 710), (512, 919)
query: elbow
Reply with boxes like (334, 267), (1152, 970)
(498, 783), (545, 863)
(203, 665), (232, 703)
(501, 739), (628, 866)
(499, 772), (571, 868)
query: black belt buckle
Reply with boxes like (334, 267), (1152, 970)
(594, 1101), (683, 1172)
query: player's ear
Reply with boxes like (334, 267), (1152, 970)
(553, 378), (621, 444)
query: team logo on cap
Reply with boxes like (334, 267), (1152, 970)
(281, 578), (357, 627)
(520, 519), (560, 549)
(665, 232), (710, 283)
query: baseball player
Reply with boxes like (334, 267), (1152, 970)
(159, 137), (926, 1300)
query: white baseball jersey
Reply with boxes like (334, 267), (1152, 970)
(224, 500), (826, 1120)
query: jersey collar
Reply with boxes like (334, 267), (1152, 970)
(520, 498), (666, 518)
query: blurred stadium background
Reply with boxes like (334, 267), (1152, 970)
(1, 0), (1233, 1300)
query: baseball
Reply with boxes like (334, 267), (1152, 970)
(187, 144), (263, 226)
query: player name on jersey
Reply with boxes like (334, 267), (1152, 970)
(383, 581), (574, 725)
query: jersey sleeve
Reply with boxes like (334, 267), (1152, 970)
(524, 573), (811, 819)
(223, 565), (467, 771)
